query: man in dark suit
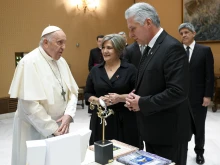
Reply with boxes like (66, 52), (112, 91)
(178, 22), (214, 164)
(88, 35), (104, 71)
(123, 41), (142, 68)
(125, 3), (194, 165)
(87, 35), (104, 113)
(118, 31), (129, 47)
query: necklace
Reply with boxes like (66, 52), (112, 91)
(105, 61), (120, 72)
(39, 48), (66, 101)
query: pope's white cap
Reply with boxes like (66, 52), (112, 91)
(41, 25), (62, 37)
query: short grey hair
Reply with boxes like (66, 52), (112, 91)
(39, 32), (54, 46)
(125, 2), (160, 27)
(178, 23), (196, 33)
(102, 34), (126, 55)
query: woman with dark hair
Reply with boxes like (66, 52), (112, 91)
(84, 34), (140, 147)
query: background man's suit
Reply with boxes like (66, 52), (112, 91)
(123, 41), (144, 149)
(88, 47), (103, 71)
(87, 47), (104, 113)
(188, 43), (214, 155)
(123, 42), (141, 68)
(135, 30), (194, 162)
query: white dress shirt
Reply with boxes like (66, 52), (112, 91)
(183, 40), (195, 62)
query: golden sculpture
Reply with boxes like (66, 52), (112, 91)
(90, 99), (114, 143)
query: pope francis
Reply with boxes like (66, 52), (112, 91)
(9, 25), (79, 165)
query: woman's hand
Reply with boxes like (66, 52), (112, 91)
(103, 93), (120, 106)
(99, 96), (111, 106)
(88, 96), (99, 105)
(109, 93), (120, 105)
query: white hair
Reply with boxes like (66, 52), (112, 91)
(125, 2), (160, 27)
(178, 22), (196, 33)
(39, 32), (55, 46)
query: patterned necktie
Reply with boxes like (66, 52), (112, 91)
(186, 46), (190, 60)
(137, 46), (150, 80)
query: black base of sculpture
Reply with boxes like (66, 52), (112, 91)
(94, 140), (113, 165)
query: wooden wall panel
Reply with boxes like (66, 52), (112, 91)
(0, 97), (17, 114)
(0, 0), (133, 98)
(0, 98), (9, 114)
(1, 0), (220, 100)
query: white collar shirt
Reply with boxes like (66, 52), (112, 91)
(183, 40), (195, 62)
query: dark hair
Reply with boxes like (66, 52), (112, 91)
(96, 35), (104, 41)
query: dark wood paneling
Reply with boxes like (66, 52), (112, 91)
(0, 98), (9, 114)
(0, 97), (17, 114)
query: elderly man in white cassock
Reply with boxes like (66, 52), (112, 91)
(9, 25), (79, 165)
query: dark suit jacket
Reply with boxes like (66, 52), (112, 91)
(188, 43), (214, 108)
(88, 47), (103, 71)
(135, 30), (193, 145)
(123, 42), (142, 68)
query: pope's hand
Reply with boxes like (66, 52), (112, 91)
(55, 115), (72, 135)
(53, 129), (62, 136)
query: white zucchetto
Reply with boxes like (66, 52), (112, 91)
(41, 25), (61, 37)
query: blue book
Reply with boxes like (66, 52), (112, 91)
(117, 150), (172, 165)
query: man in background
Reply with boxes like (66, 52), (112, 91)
(125, 3), (194, 165)
(178, 22), (214, 165)
(87, 35), (104, 114)
(123, 41), (142, 68)
(118, 31), (128, 47)
(9, 25), (78, 165)
(88, 35), (104, 71)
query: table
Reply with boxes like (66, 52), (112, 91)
(81, 149), (176, 165)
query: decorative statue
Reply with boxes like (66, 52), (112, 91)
(90, 99), (114, 143)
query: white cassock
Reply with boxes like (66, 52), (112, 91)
(9, 46), (79, 165)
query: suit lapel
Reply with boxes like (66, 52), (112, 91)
(135, 45), (160, 89)
(135, 31), (167, 90)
